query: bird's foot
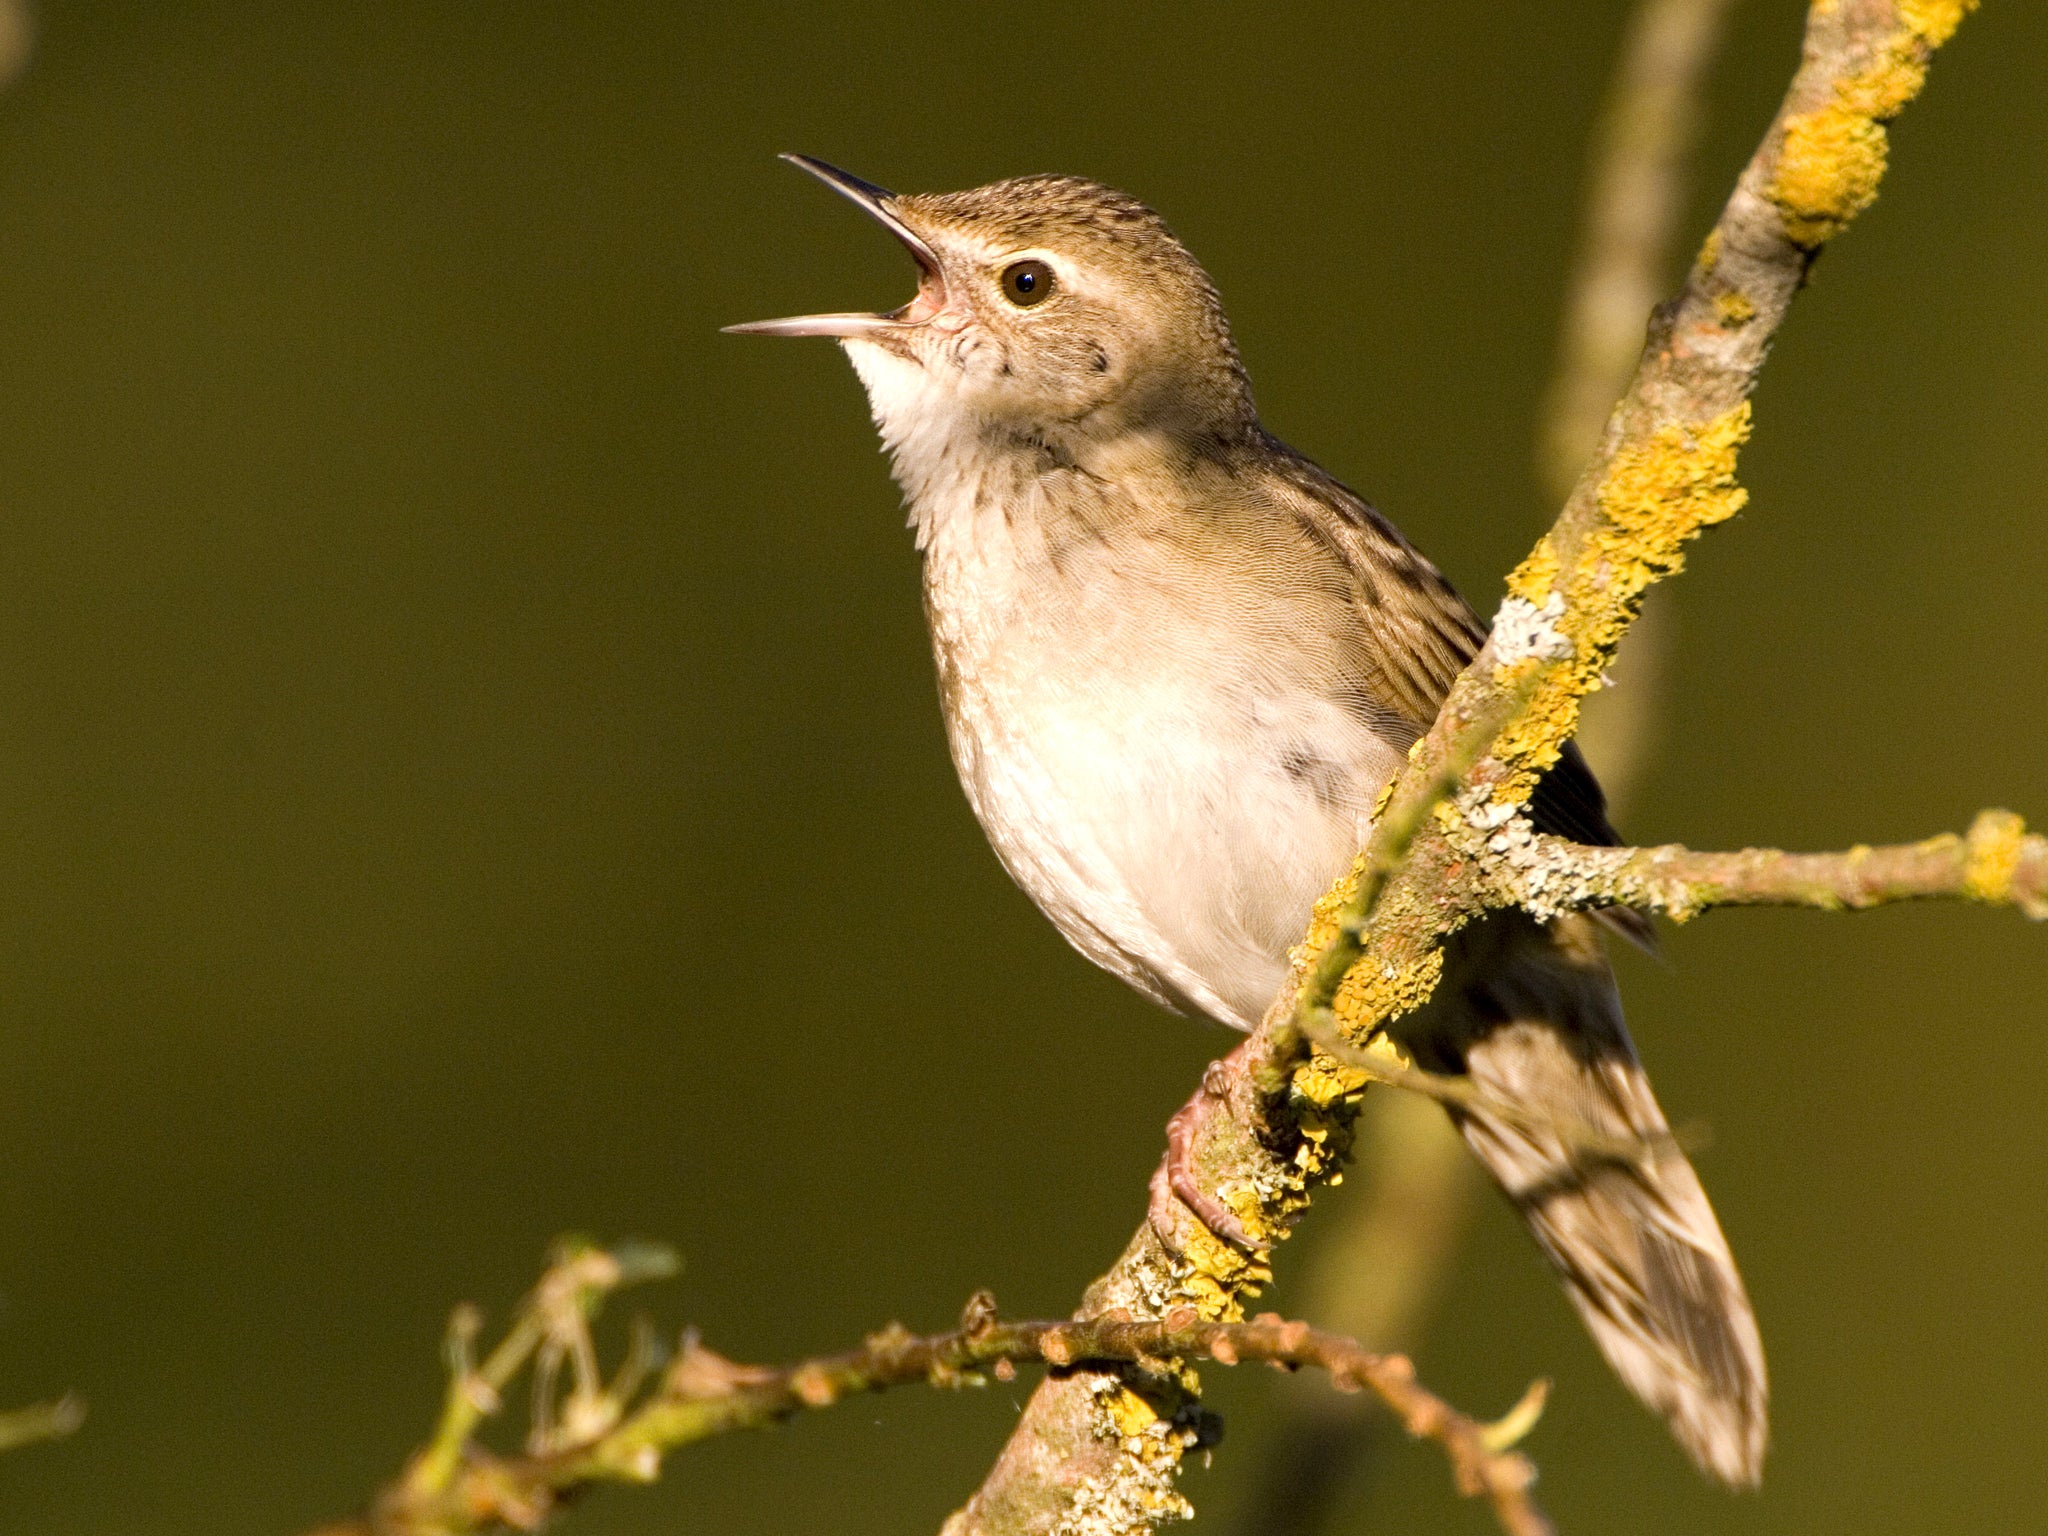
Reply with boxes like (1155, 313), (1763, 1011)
(1147, 1053), (1264, 1255)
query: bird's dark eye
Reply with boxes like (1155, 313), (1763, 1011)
(1000, 259), (1055, 307)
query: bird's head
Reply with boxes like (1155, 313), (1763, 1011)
(727, 157), (1256, 454)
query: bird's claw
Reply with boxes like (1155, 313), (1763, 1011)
(1147, 1055), (1263, 1254)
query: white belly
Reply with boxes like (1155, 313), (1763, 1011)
(929, 570), (1401, 1030)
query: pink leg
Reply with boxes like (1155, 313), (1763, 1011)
(1148, 1053), (1263, 1253)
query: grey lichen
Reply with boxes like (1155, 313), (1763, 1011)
(1489, 591), (1575, 671)
(1449, 784), (1635, 921)
(1054, 1400), (1197, 1536)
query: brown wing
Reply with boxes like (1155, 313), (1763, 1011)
(1256, 438), (1627, 851)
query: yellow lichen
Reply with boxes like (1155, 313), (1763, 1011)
(1899, 0), (1977, 49)
(1289, 1054), (1371, 1110)
(1329, 948), (1444, 1041)
(1066, 1395), (1199, 1535)
(1714, 289), (1757, 328)
(1774, 97), (1891, 246)
(1287, 855), (1365, 979)
(1494, 405), (1751, 795)
(1171, 1202), (1274, 1319)
(1598, 404), (1752, 544)
(1505, 534), (1561, 606)
(1770, 2), (1975, 246)
(1963, 809), (2027, 903)
(1102, 1384), (1164, 1437)
(1697, 227), (1723, 279)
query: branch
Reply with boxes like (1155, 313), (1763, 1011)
(950, 4), (1980, 1531)
(1318, 0), (1980, 1043)
(1481, 808), (2048, 923)
(315, 1244), (1551, 1536)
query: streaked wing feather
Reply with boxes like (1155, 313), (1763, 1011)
(1258, 442), (1630, 851)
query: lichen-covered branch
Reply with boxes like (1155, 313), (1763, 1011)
(1320, 0), (1983, 1040)
(950, 5), (1981, 1532)
(1479, 809), (2048, 924)
(313, 1243), (1551, 1536)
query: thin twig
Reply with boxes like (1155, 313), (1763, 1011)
(318, 1251), (1551, 1536)
(1482, 809), (2048, 924)
(1295, 1022), (1693, 1169)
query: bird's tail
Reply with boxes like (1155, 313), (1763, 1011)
(1396, 910), (1768, 1487)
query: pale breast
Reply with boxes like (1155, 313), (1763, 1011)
(921, 494), (1405, 1030)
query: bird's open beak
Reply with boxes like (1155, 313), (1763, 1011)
(723, 155), (948, 339)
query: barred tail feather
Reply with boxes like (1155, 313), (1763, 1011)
(1406, 912), (1769, 1486)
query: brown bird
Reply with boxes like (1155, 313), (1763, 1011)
(729, 155), (1767, 1485)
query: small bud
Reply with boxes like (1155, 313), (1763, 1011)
(863, 1320), (917, 1362)
(792, 1367), (837, 1407)
(959, 1290), (999, 1338)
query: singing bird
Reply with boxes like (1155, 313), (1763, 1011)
(729, 156), (1766, 1484)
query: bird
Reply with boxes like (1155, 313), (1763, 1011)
(727, 154), (1767, 1486)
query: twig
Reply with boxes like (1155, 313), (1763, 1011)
(1477, 809), (2048, 923)
(316, 1248), (1551, 1536)
(949, 6), (1982, 1532)
(1295, 1022), (1695, 1169)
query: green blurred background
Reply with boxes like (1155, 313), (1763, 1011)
(0, 2), (2041, 1532)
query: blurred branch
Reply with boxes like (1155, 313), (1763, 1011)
(1541, 0), (1740, 498)
(0, 1392), (82, 1452)
(1554, 0), (1736, 796)
(0, 6), (70, 1471)
(948, 4), (1982, 1532)
(314, 1242), (1551, 1536)
(0, 1), (29, 93)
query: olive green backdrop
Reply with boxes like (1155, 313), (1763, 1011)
(0, 3), (2041, 1533)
